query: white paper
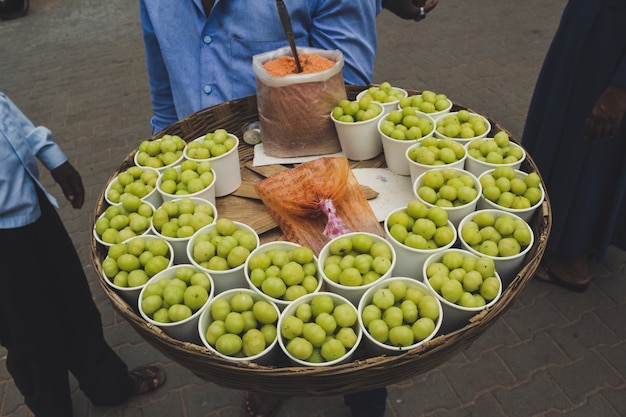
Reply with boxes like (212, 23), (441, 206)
(253, 143), (344, 167)
(352, 168), (414, 222)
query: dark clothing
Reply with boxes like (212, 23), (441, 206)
(0, 190), (131, 417)
(344, 387), (388, 417)
(521, 0), (626, 258)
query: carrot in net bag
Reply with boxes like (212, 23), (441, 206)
(255, 157), (384, 254)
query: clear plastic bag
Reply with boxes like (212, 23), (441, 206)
(252, 46), (347, 158)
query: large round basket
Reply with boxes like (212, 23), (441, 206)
(91, 85), (551, 396)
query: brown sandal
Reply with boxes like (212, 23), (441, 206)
(242, 391), (283, 417)
(129, 365), (166, 395)
(535, 262), (590, 292)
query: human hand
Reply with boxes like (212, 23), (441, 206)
(382, 0), (439, 21)
(586, 84), (626, 141)
(50, 161), (85, 209)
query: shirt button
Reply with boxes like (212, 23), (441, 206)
(203, 85), (212, 95)
(203, 35), (212, 44)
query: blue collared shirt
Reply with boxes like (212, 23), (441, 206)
(0, 93), (66, 229)
(140, 0), (382, 133)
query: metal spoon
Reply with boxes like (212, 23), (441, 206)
(276, 0), (303, 73)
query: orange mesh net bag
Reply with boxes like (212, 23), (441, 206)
(255, 157), (384, 255)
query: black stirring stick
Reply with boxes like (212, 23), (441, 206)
(276, 0), (303, 73)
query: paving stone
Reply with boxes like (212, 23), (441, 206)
(491, 370), (570, 416)
(547, 351), (623, 403)
(495, 332), (570, 381)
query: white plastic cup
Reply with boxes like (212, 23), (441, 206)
(412, 167), (482, 227)
(331, 102), (385, 161)
(356, 87), (408, 116)
(463, 138), (526, 177)
(477, 169), (545, 223)
(101, 235), (174, 306)
(104, 166), (162, 209)
(434, 111), (492, 144)
(383, 206), (458, 280)
(318, 232), (397, 306)
(358, 277), (443, 356)
(186, 221), (260, 295)
(93, 201), (156, 248)
(406, 140), (468, 186)
(422, 249), (503, 334)
(150, 197), (218, 264)
(184, 133), (242, 197)
(156, 165), (217, 206)
(198, 288), (281, 366)
(133, 137), (186, 173)
(379, 113), (436, 176)
(138, 264), (215, 343)
(244, 241), (323, 311)
(457, 209), (535, 286)
(277, 291), (362, 367)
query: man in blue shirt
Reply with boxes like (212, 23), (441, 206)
(140, 0), (438, 134)
(139, 2), (438, 416)
(140, 0), (380, 134)
(0, 92), (166, 416)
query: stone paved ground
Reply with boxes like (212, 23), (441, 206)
(1, 0), (625, 416)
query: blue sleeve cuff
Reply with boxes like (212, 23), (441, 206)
(28, 126), (68, 170)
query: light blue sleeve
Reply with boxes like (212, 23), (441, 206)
(0, 93), (67, 171)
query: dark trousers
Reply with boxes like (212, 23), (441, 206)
(344, 387), (388, 417)
(0, 192), (130, 417)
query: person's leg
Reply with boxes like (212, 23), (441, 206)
(34, 193), (133, 407)
(0, 219), (75, 416)
(344, 387), (388, 417)
(242, 391), (283, 417)
(0, 0), (29, 20)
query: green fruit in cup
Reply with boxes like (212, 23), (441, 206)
(139, 266), (213, 325)
(323, 234), (393, 287)
(136, 135), (186, 168)
(106, 166), (159, 204)
(152, 198), (215, 238)
(360, 82), (405, 104)
(400, 90), (450, 115)
(96, 202), (154, 245)
(481, 167), (542, 208)
(387, 200), (455, 249)
(186, 129), (237, 159)
(190, 218), (257, 271)
(417, 168), (478, 208)
(461, 212), (531, 257)
(103, 237), (171, 287)
(159, 160), (215, 196)
(206, 291), (278, 358)
(332, 98), (382, 123)
(436, 112), (489, 139)
(467, 131), (525, 165)
(380, 108), (434, 141)
(362, 280), (439, 347)
(281, 294), (359, 363)
(407, 136), (466, 165)
(247, 244), (318, 302)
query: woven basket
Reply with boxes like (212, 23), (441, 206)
(91, 86), (551, 396)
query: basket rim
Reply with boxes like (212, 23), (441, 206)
(90, 85), (551, 396)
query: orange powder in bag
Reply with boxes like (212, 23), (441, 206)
(263, 53), (335, 77)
